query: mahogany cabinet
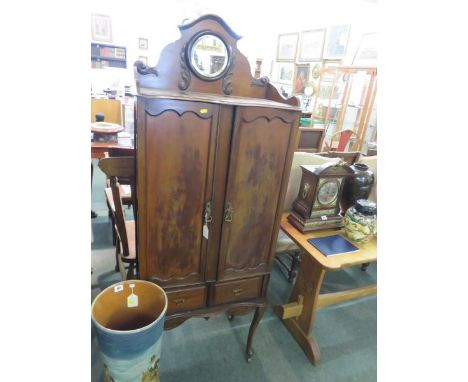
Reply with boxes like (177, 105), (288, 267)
(133, 15), (301, 361)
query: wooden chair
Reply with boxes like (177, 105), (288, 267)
(104, 148), (135, 206)
(326, 128), (357, 152)
(316, 151), (361, 166)
(103, 148), (135, 244)
(98, 157), (138, 280)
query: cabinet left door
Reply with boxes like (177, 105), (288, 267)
(136, 98), (220, 287)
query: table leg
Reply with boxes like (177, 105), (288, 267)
(274, 253), (325, 365)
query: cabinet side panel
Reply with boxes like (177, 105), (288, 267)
(142, 100), (218, 286)
(218, 107), (299, 280)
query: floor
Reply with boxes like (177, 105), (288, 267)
(91, 159), (377, 382)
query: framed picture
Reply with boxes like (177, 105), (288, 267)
(324, 25), (350, 59)
(323, 60), (342, 68)
(139, 38), (148, 50)
(298, 29), (325, 61)
(293, 64), (310, 94)
(91, 14), (112, 42)
(352, 33), (377, 66)
(311, 62), (322, 79)
(138, 56), (148, 65)
(277, 33), (299, 62)
(277, 62), (294, 84)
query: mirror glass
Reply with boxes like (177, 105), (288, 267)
(189, 34), (229, 78)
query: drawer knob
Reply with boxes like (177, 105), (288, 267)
(233, 288), (243, 296)
(173, 298), (186, 305)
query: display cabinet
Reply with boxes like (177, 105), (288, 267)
(133, 14), (301, 362)
(311, 66), (377, 153)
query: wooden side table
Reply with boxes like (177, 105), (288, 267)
(274, 213), (377, 365)
(91, 137), (134, 159)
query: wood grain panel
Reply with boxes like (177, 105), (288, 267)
(217, 107), (298, 280)
(139, 100), (219, 286)
(211, 277), (263, 305)
(166, 285), (207, 313)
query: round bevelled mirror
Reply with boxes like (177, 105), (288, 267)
(188, 33), (231, 80)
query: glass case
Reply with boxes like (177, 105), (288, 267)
(311, 66), (377, 153)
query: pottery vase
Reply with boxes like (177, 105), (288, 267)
(344, 199), (377, 243)
(95, 113), (105, 122)
(92, 280), (167, 382)
(341, 163), (374, 213)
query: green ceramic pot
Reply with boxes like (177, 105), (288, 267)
(344, 199), (377, 243)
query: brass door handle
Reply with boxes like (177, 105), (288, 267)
(224, 202), (233, 222)
(233, 288), (243, 296)
(204, 201), (212, 224)
(173, 298), (185, 305)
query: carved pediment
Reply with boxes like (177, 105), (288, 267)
(133, 14), (299, 107)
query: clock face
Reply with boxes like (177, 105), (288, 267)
(317, 179), (340, 206)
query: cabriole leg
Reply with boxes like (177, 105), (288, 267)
(245, 305), (266, 362)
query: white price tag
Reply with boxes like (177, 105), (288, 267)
(321, 215), (328, 221)
(127, 284), (139, 308)
(203, 224), (209, 239)
(114, 284), (124, 293)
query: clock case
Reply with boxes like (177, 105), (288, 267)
(288, 162), (354, 232)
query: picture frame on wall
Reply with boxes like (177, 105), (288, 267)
(352, 33), (377, 66)
(139, 38), (148, 50)
(324, 25), (350, 59)
(91, 14), (112, 42)
(277, 62), (295, 84)
(298, 29), (326, 61)
(293, 64), (310, 94)
(311, 62), (322, 79)
(323, 60), (342, 68)
(277, 33), (299, 62)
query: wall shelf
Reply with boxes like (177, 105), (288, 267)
(91, 43), (127, 69)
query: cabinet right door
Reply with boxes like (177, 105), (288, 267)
(217, 106), (299, 281)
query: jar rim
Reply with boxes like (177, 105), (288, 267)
(355, 199), (377, 215)
(354, 163), (369, 171)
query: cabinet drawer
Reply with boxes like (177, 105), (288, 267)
(211, 277), (263, 305)
(166, 285), (207, 313)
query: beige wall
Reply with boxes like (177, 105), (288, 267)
(91, 0), (377, 91)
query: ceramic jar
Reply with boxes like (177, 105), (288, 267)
(344, 199), (377, 243)
(95, 113), (105, 122)
(341, 163), (374, 213)
(92, 280), (167, 382)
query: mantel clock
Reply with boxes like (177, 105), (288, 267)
(288, 162), (354, 232)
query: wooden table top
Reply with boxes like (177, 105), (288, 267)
(91, 139), (134, 159)
(91, 140), (133, 150)
(91, 122), (124, 134)
(280, 213), (377, 271)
